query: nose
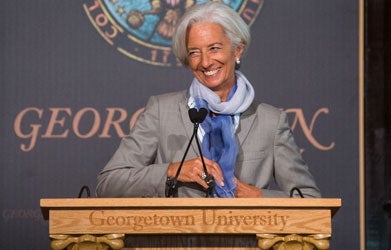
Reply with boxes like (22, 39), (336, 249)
(200, 52), (211, 68)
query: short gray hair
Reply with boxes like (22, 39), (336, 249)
(172, 2), (251, 67)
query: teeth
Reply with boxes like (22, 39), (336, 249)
(204, 69), (219, 76)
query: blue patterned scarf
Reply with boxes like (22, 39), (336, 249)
(189, 71), (255, 197)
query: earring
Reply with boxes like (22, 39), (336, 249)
(235, 58), (241, 70)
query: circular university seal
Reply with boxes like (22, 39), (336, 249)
(82, 0), (264, 67)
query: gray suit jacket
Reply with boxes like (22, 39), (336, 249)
(96, 90), (321, 198)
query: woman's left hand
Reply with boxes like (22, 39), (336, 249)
(235, 178), (263, 198)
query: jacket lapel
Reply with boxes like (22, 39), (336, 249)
(236, 102), (257, 146)
(179, 94), (199, 155)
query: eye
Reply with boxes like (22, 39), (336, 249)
(210, 46), (221, 51)
(188, 50), (200, 57)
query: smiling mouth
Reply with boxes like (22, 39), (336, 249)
(204, 69), (220, 76)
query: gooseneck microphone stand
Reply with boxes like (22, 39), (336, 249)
(165, 108), (215, 197)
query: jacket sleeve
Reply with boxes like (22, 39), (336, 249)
(96, 95), (168, 197)
(262, 111), (321, 198)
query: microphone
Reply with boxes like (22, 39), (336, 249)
(188, 107), (207, 123)
(165, 108), (215, 197)
(189, 108), (215, 197)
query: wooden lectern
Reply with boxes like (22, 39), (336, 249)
(40, 198), (341, 250)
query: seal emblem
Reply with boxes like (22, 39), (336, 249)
(82, 0), (264, 67)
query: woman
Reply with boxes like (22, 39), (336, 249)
(96, 2), (321, 198)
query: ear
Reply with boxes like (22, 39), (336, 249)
(234, 43), (244, 59)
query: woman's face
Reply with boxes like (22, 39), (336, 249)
(186, 23), (243, 101)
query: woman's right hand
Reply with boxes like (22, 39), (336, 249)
(167, 157), (224, 189)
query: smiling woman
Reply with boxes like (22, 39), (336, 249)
(96, 2), (321, 199)
(186, 23), (243, 100)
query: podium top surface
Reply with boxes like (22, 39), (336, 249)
(40, 198), (341, 220)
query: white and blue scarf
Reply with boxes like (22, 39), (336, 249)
(189, 71), (255, 197)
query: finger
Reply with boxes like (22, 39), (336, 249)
(198, 173), (209, 189)
(186, 162), (210, 188)
(202, 159), (224, 186)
